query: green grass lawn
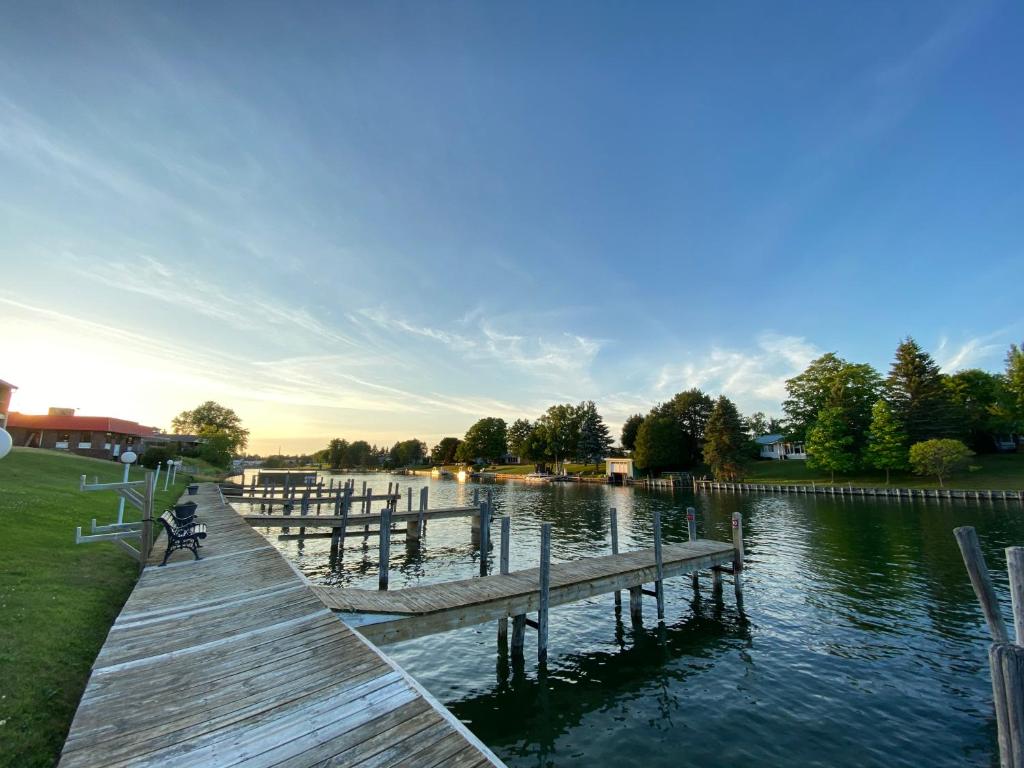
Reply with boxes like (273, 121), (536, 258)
(743, 451), (1024, 490)
(0, 448), (210, 768)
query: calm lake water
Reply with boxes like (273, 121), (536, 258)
(239, 472), (1023, 767)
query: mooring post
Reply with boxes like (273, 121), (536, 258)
(1008, 548), (1024, 645)
(538, 522), (551, 662)
(610, 507), (621, 610)
(629, 586), (643, 624)
(332, 486), (352, 553)
(511, 614), (527, 658)
(955, 527), (1009, 643)
(479, 499), (491, 576)
(732, 512), (745, 601)
(378, 504), (391, 591)
(420, 486), (429, 534)
(473, 487), (480, 507)
(498, 515), (511, 649)
(687, 506), (700, 591)
(653, 510), (665, 621)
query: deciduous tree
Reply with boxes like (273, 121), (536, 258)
(908, 439), (973, 487)
(172, 401), (249, 454)
(864, 400), (907, 483)
(507, 419), (533, 458)
(430, 437), (461, 465)
(633, 415), (681, 475)
(806, 405), (857, 482)
(460, 417), (508, 464)
(620, 414), (644, 452)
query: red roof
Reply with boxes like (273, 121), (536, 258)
(6, 412), (161, 437)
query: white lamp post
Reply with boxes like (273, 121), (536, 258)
(116, 450), (138, 524)
(0, 427), (12, 460)
(163, 458), (172, 491)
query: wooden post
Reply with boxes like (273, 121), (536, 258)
(511, 614), (526, 658)
(1009, 547), (1024, 645)
(538, 522), (551, 662)
(990, 643), (1024, 767)
(139, 470), (156, 572)
(378, 504), (391, 591)
(629, 586), (643, 624)
(653, 510), (665, 621)
(955, 526), (1009, 643)
(610, 508), (621, 610)
(498, 515), (510, 649)
(479, 499), (491, 576)
(687, 506), (700, 591)
(332, 487), (352, 553)
(732, 512), (744, 601)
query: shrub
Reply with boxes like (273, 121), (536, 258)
(139, 447), (174, 469)
(908, 439), (973, 487)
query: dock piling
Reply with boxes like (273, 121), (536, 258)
(687, 506), (700, 591)
(610, 508), (621, 610)
(653, 510), (665, 621)
(378, 504), (391, 591)
(498, 516), (510, 649)
(479, 498), (491, 576)
(732, 512), (745, 601)
(538, 522), (551, 662)
(955, 526), (1009, 643)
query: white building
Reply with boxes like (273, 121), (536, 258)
(755, 434), (807, 460)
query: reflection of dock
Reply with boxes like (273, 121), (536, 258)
(58, 484), (503, 768)
(311, 507), (745, 663)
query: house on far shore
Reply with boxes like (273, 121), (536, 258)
(499, 453), (521, 465)
(0, 379), (16, 429)
(6, 408), (161, 460)
(756, 434), (807, 460)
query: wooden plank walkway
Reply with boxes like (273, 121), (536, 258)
(311, 539), (736, 645)
(58, 484), (504, 768)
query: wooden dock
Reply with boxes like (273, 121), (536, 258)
(58, 484), (504, 768)
(311, 538), (737, 646)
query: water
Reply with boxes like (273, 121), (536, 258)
(240, 472), (1021, 767)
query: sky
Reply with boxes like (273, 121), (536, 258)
(1, 1), (1021, 455)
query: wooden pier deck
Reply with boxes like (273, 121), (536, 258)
(240, 506), (478, 529)
(58, 484), (504, 768)
(311, 538), (736, 645)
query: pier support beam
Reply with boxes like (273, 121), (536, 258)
(498, 516), (510, 650)
(732, 512), (744, 602)
(629, 587), (643, 624)
(538, 522), (551, 662)
(511, 614), (526, 658)
(610, 508), (621, 611)
(653, 510), (665, 621)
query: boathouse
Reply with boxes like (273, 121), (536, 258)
(606, 456), (636, 483)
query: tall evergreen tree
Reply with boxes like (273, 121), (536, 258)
(576, 401), (612, 467)
(702, 396), (748, 481)
(806, 405), (857, 482)
(884, 337), (960, 444)
(864, 400), (907, 483)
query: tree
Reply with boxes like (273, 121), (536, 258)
(507, 419), (533, 458)
(885, 338), (960, 444)
(702, 396), (748, 481)
(346, 440), (373, 468)
(389, 439), (426, 467)
(172, 401), (249, 455)
(537, 404), (581, 471)
(576, 401), (612, 467)
(1005, 343), (1024, 431)
(945, 369), (1012, 451)
(744, 411), (784, 439)
(908, 439), (973, 487)
(805, 406), (857, 482)
(864, 400), (907, 484)
(653, 388), (715, 467)
(461, 417), (508, 464)
(520, 423), (552, 466)
(783, 354), (881, 452)
(430, 437), (461, 465)
(327, 438), (349, 469)
(198, 431), (235, 468)
(620, 414), (643, 452)
(633, 415), (682, 475)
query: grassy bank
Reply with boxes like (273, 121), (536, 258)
(743, 451), (1024, 490)
(0, 448), (214, 768)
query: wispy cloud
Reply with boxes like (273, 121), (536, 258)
(935, 330), (1013, 372)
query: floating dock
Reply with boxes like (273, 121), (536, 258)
(58, 484), (504, 768)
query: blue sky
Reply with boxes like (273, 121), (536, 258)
(1, 1), (1021, 453)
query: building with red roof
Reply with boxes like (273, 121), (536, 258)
(6, 408), (163, 460)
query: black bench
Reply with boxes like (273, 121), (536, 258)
(156, 510), (208, 566)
